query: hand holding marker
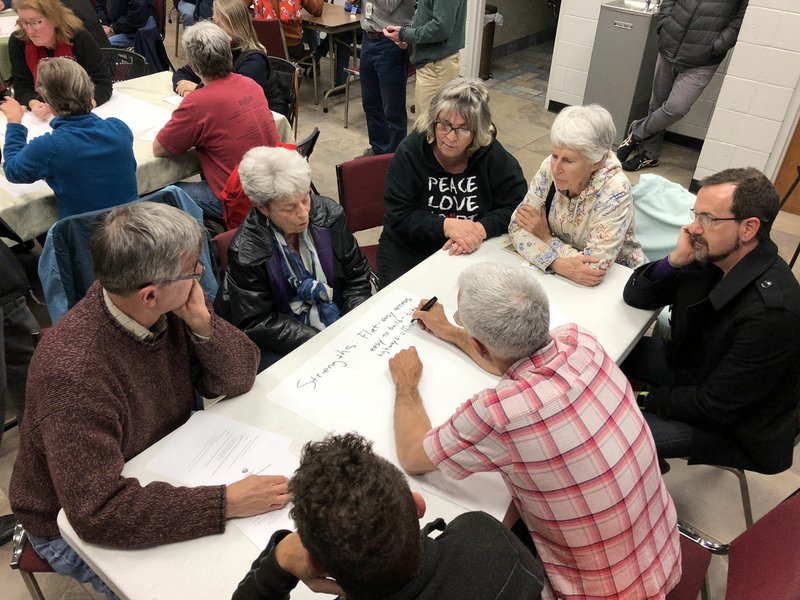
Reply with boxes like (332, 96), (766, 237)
(412, 296), (437, 323)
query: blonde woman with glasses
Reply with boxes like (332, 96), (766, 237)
(172, 0), (287, 116)
(376, 78), (527, 287)
(9, 0), (111, 121)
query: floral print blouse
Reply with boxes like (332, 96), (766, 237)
(509, 153), (646, 272)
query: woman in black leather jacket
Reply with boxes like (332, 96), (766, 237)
(215, 146), (372, 370)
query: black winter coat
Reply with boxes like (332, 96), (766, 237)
(0, 242), (28, 308)
(657, 0), (748, 67)
(214, 197), (372, 356)
(624, 241), (800, 473)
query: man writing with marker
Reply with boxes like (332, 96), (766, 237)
(388, 262), (680, 599)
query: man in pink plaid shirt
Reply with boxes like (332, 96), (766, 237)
(389, 262), (681, 599)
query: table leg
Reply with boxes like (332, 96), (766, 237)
(322, 30), (359, 113)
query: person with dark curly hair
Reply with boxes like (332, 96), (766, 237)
(232, 433), (544, 600)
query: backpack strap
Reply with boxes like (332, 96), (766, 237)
(544, 182), (556, 220)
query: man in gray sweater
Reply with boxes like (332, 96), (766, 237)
(617, 0), (748, 171)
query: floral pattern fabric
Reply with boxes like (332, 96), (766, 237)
(509, 154), (646, 272)
(253, 0), (302, 21)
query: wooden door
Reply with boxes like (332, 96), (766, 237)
(775, 119), (800, 215)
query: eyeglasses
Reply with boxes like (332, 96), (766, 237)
(435, 121), (473, 138)
(17, 18), (46, 29)
(689, 208), (741, 228)
(139, 261), (205, 288)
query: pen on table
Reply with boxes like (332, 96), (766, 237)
(412, 296), (437, 323)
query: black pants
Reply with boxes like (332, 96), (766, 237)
(0, 295), (38, 445)
(621, 336), (696, 458)
(376, 233), (431, 289)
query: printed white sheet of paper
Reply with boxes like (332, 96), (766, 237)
(268, 288), (570, 520)
(0, 177), (51, 197)
(0, 111), (54, 143)
(0, 91), (172, 145)
(146, 411), (299, 548)
(0, 15), (18, 37)
(93, 91), (173, 134)
(163, 95), (183, 106)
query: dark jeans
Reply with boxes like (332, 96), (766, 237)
(314, 33), (359, 85)
(360, 35), (410, 154)
(176, 181), (224, 220)
(622, 336), (696, 458)
(0, 295), (38, 445)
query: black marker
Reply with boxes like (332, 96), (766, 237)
(412, 296), (437, 323)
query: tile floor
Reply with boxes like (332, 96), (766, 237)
(2, 31), (800, 600)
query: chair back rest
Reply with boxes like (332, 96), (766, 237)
(39, 187), (219, 323)
(726, 489), (800, 600)
(665, 533), (712, 600)
(296, 127), (320, 160)
(10, 524), (54, 573)
(266, 56), (299, 126)
(101, 48), (150, 82)
(252, 18), (289, 60)
(336, 153), (393, 233)
(212, 229), (238, 276)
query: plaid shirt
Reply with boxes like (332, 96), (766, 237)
(424, 324), (681, 599)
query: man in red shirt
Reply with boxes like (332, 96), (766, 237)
(154, 21), (280, 219)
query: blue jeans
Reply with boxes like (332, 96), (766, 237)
(176, 181), (224, 220)
(360, 35), (409, 154)
(29, 535), (120, 600)
(108, 15), (157, 48)
(177, 0), (196, 27)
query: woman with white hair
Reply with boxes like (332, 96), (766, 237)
(509, 104), (645, 287)
(377, 78), (527, 287)
(215, 146), (372, 370)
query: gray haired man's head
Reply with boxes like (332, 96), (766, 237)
(91, 202), (205, 294)
(456, 262), (551, 362)
(182, 21), (233, 80)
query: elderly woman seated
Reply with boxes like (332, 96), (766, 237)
(377, 78), (527, 287)
(215, 146), (372, 370)
(509, 104), (645, 287)
(0, 57), (137, 218)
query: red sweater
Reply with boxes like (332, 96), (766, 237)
(9, 283), (260, 547)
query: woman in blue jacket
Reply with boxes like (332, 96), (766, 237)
(0, 58), (137, 219)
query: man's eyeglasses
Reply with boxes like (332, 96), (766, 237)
(435, 121), (473, 138)
(689, 208), (741, 228)
(139, 262), (205, 287)
(17, 18), (46, 29)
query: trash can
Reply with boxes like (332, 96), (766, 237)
(479, 5), (498, 80)
(583, 0), (660, 144)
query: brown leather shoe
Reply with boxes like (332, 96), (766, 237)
(355, 147), (375, 160)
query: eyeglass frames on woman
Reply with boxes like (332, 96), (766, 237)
(435, 121), (473, 138)
(17, 18), (46, 29)
(689, 208), (741, 228)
